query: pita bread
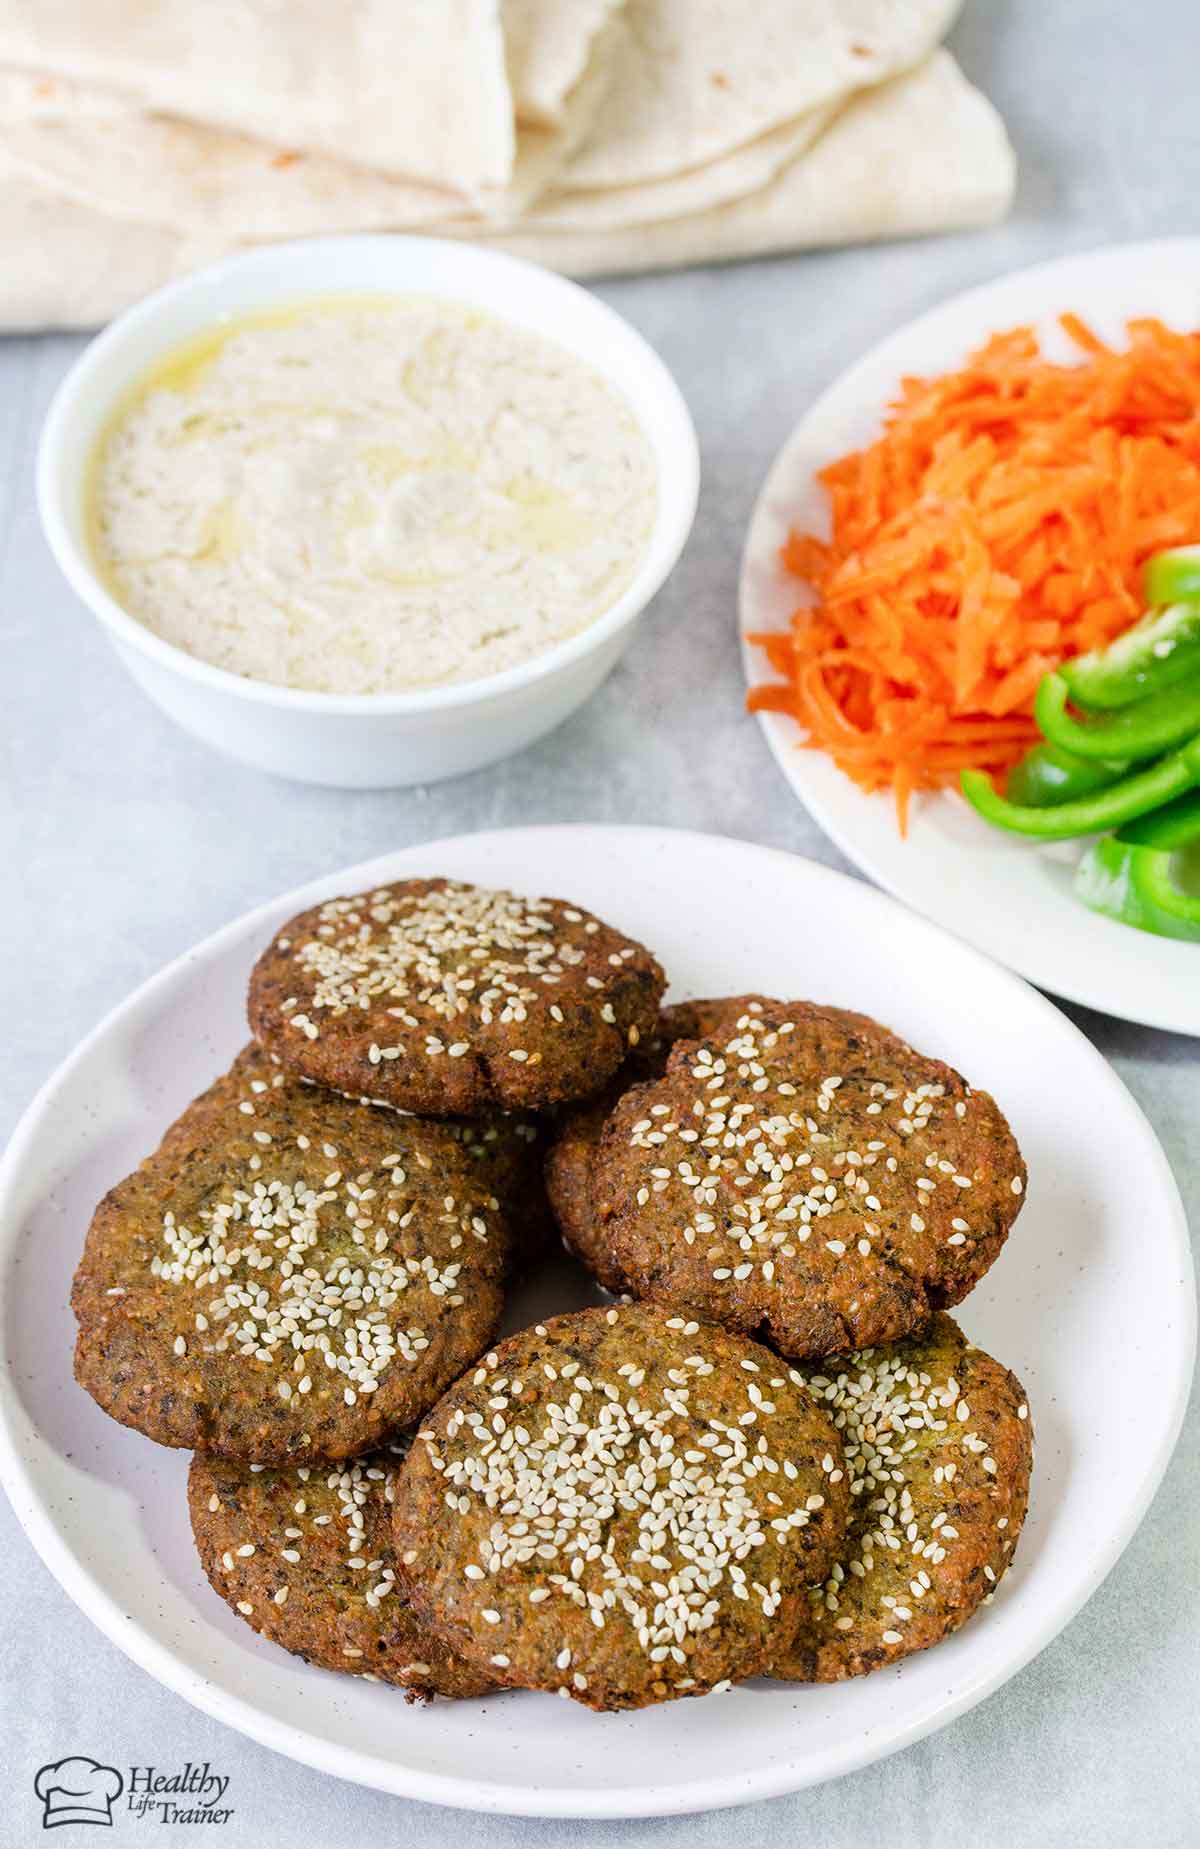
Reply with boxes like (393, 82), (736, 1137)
(487, 16), (623, 218)
(0, 53), (1012, 331)
(557, 0), (961, 190)
(0, 17), (620, 238)
(0, 69), (458, 236)
(475, 53), (1015, 276)
(0, 155), (213, 328)
(502, 0), (623, 125)
(517, 101), (837, 232)
(0, 0), (515, 192)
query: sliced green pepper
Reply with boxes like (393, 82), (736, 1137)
(1005, 738), (1131, 807)
(1145, 546), (1200, 609)
(1116, 787), (1200, 850)
(960, 731), (1200, 840)
(1034, 670), (1200, 761)
(1075, 836), (1200, 942)
(1059, 604), (1200, 709)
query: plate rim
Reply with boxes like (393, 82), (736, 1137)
(738, 235), (1200, 1036)
(0, 823), (1193, 1817)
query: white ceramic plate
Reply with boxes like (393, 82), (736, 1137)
(0, 826), (1192, 1818)
(740, 239), (1200, 1036)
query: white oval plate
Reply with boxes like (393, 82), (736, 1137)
(740, 238), (1200, 1036)
(0, 826), (1192, 1817)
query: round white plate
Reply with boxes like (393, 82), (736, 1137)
(740, 238), (1200, 1036)
(0, 826), (1191, 1817)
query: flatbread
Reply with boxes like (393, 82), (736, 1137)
(0, 19), (619, 237)
(0, 69), (458, 237)
(557, 0), (961, 190)
(477, 54), (1015, 277)
(0, 54), (1012, 330)
(517, 102), (837, 232)
(0, 0), (515, 192)
(488, 16), (623, 220)
(0, 156), (212, 329)
(502, 0), (623, 126)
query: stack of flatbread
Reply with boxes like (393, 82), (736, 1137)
(0, 0), (1014, 331)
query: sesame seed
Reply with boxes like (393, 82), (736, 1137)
(417, 1316), (837, 1677)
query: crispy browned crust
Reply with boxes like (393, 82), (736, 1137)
(73, 1047), (527, 1462)
(772, 1314), (1033, 1681)
(390, 1303), (850, 1711)
(588, 1004), (1025, 1360)
(545, 997), (782, 1288)
(188, 1447), (492, 1700)
(248, 878), (665, 1115)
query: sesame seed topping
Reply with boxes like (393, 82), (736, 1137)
(266, 882), (645, 1078)
(142, 1056), (506, 1413)
(790, 1328), (1025, 1664)
(410, 1310), (839, 1690)
(617, 1016), (1013, 1324)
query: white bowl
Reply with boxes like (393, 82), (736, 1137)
(37, 237), (699, 787)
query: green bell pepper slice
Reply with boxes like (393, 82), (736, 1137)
(960, 731), (1200, 840)
(1075, 836), (1200, 942)
(1005, 738), (1131, 806)
(1059, 603), (1200, 709)
(1144, 546), (1200, 609)
(1034, 670), (1200, 761)
(1115, 787), (1200, 850)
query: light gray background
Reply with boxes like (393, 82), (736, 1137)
(2, 4), (1197, 1845)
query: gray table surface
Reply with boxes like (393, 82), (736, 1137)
(3, 4), (1198, 1845)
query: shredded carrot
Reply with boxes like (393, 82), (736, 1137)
(748, 315), (1200, 831)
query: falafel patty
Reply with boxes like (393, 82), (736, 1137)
(546, 998), (890, 1290)
(189, 1444), (492, 1699)
(590, 1003), (1026, 1359)
(73, 1047), (525, 1461)
(391, 1303), (850, 1711)
(774, 1314), (1032, 1681)
(248, 878), (665, 1115)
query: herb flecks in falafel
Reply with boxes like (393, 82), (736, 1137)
(391, 1303), (850, 1710)
(249, 878), (665, 1115)
(591, 1005), (1025, 1357)
(73, 1047), (526, 1460)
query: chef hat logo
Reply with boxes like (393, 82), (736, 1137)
(34, 1759), (123, 1829)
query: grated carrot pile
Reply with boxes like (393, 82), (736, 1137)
(748, 315), (1200, 831)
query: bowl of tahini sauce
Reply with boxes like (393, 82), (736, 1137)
(38, 238), (698, 786)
